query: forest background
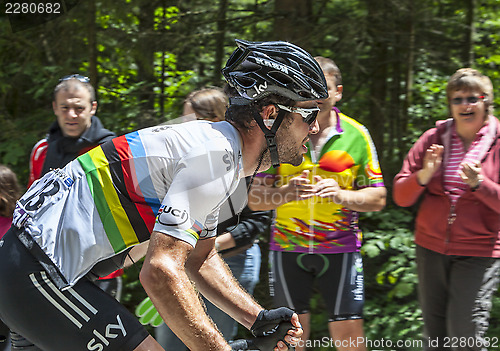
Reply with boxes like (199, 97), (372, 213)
(1, 0), (500, 349)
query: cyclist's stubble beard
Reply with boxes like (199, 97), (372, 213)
(275, 118), (305, 167)
(256, 116), (305, 171)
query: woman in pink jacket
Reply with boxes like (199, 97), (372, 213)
(0, 164), (21, 350)
(394, 68), (500, 350)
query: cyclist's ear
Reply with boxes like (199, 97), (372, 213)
(261, 104), (277, 129)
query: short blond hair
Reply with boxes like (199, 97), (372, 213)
(446, 68), (494, 115)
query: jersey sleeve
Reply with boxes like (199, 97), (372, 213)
(355, 125), (384, 189)
(153, 144), (238, 247)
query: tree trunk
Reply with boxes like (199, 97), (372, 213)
(463, 0), (475, 67)
(273, 0), (313, 50)
(366, 0), (388, 162)
(135, 1), (159, 125)
(88, 0), (98, 93)
(401, 0), (415, 160)
(213, 0), (228, 85)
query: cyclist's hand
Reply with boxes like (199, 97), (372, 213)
(250, 308), (302, 350)
(251, 307), (294, 337)
(135, 296), (164, 327)
(253, 321), (297, 350)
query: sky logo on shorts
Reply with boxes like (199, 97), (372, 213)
(157, 205), (189, 226)
(87, 315), (126, 351)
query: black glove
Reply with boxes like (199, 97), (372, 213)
(229, 321), (296, 350)
(251, 307), (295, 337)
(253, 321), (295, 350)
(229, 339), (254, 350)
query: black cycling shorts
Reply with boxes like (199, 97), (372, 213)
(0, 227), (149, 351)
(269, 251), (364, 322)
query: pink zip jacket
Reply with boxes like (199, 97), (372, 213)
(393, 116), (500, 257)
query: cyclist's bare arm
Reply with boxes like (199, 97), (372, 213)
(186, 237), (262, 329)
(187, 238), (303, 351)
(134, 335), (164, 351)
(140, 231), (231, 351)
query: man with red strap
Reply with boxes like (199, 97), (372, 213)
(28, 74), (122, 297)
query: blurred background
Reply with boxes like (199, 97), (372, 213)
(1, 0), (500, 348)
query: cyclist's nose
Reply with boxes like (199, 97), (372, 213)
(309, 120), (319, 134)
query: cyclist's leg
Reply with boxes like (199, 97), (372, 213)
(0, 228), (150, 351)
(327, 320), (365, 351)
(269, 251), (314, 312)
(269, 251), (315, 351)
(319, 252), (366, 351)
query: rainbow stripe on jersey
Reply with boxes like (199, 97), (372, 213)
(78, 131), (201, 253)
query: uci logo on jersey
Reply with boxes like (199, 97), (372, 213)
(157, 205), (189, 226)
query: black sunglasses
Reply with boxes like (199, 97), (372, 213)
(59, 74), (90, 83)
(450, 96), (484, 105)
(276, 104), (320, 125)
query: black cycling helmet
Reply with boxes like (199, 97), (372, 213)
(222, 40), (328, 169)
(222, 39), (328, 102)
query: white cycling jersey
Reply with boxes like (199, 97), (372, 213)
(13, 120), (243, 288)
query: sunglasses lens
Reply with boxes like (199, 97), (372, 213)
(59, 74), (90, 83)
(277, 104), (318, 124)
(304, 110), (318, 125)
(451, 96), (482, 105)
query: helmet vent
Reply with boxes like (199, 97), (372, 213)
(268, 71), (293, 86)
(234, 76), (256, 89)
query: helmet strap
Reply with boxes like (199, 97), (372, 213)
(253, 109), (286, 168)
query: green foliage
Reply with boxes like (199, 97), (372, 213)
(361, 207), (423, 346)
(2, 1), (500, 349)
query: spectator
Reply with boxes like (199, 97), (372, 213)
(182, 87), (228, 122)
(5, 74), (118, 351)
(0, 164), (21, 351)
(248, 56), (386, 351)
(393, 68), (500, 350)
(28, 74), (122, 299)
(0, 164), (20, 238)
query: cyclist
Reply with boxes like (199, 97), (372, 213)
(0, 39), (327, 351)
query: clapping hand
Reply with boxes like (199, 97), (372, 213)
(418, 144), (444, 185)
(459, 161), (482, 189)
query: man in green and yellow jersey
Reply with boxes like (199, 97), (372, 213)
(249, 57), (387, 351)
